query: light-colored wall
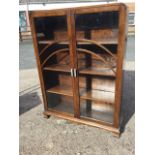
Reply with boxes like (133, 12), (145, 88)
(126, 2), (135, 12)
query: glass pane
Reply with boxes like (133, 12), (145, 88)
(47, 94), (74, 114)
(34, 15), (74, 115)
(80, 99), (114, 123)
(75, 11), (119, 123)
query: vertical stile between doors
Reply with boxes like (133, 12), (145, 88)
(67, 9), (80, 118)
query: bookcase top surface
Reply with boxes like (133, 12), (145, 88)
(29, 2), (127, 14)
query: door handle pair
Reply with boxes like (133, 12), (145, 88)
(71, 68), (77, 77)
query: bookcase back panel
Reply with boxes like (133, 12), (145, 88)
(79, 76), (115, 92)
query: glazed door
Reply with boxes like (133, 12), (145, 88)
(32, 11), (76, 116)
(74, 6), (120, 124)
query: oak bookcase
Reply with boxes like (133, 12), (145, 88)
(29, 3), (128, 136)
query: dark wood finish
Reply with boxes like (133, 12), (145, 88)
(29, 12), (49, 111)
(44, 64), (70, 73)
(113, 4), (128, 128)
(29, 9), (67, 17)
(80, 88), (114, 104)
(39, 40), (68, 56)
(41, 48), (69, 67)
(43, 110), (120, 136)
(43, 64), (116, 77)
(47, 85), (73, 96)
(75, 4), (120, 14)
(29, 3), (127, 137)
(76, 48), (116, 74)
(46, 85), (114, 105)
(79, 67), (116, 77)
(77, 39), (117, 58)
(67, 9), (80, 118)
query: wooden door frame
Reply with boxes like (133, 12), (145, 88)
(67, 9), (80, 118)
(29, 10), (77, 117)
(29, 12), (49, 112)
(113, 4), (128, 128)
(72, 3), (127, 128)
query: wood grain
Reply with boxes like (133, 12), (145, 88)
(113, 4), (128, 128)
(30, 3), (127, 136)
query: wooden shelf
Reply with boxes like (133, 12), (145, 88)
(38, 40), (69, 45)
(47, 85), (73, 96)
(79, 67), (116, 77)
(78, 38), (118, 45)
(38, 28), (118, 45)
(80, 88), (115, 105)
(43, 64), (70, 73)
(43, 64), (116, 77)
(48, 102), (74, 115)
(38, 38), (118, 45)
(80, 108), (114, 124)
(47, 85), (114, 105)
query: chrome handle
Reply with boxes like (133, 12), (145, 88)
(71, 69), (73, 77)
(74, 69), (77, 77)
(71, 68), (77, 77)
